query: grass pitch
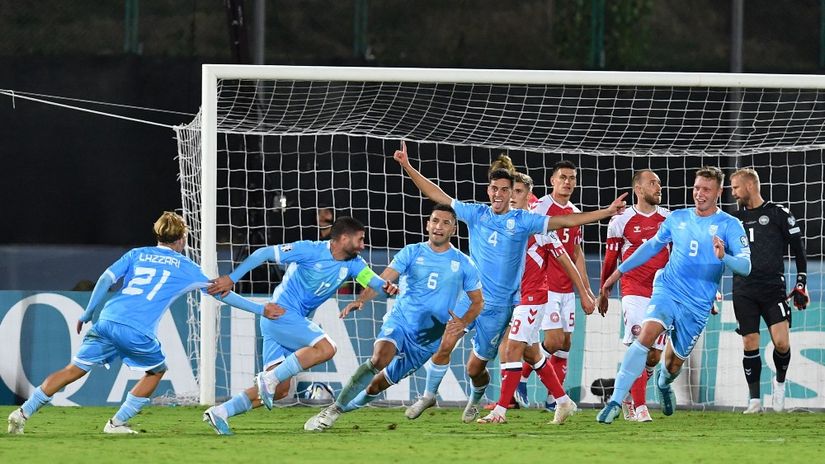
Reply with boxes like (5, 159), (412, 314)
(2, 404), (822, 463)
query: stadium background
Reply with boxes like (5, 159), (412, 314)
(1, 1), (823, 411)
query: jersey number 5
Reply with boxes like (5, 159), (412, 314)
(123, 266), (171, 301)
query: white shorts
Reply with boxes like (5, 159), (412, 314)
(541, 291), (575, 333)
(508, 303), (547, 345)
(622, 295), (666, 350)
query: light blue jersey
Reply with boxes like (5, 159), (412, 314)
(637, 209), (750, 311)
(97, 246), (210, 336)
(388, 242), (482, 346)
(230, 241), (379, 317)
(451, 200), (549, 306)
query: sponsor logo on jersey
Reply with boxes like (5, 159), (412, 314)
(506, 218), (515, 230)
(678, 222), (686, 229)
(740, 236), (748, 247)
(415, 257), (424, 265)
(314, 263), (323, 269)
(339, 267), (348, 279)
(281, 244), (293, 252)
(633, 225), (641, 233)
(788, 216), (796, 226)
(708, 224), (718, 236)
(758, 215), (769, 225)
(451, 260), (459, 272)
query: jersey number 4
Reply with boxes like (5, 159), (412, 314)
(123, 266), (171, 301)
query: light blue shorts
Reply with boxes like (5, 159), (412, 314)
(260, 308), (327, 369)
(455, 293), (513, 361)
(73, 319), (165, 372)
(377, 314), (439, 385)
(644, 291), (710, 359)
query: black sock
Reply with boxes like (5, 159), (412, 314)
(773, 348), (791, 383)
(742, 349), (762, 399)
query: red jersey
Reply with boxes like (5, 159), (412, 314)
(532, 195), (582, 293)
(600, 206), (670, 298)
(520, 232), (565, 305)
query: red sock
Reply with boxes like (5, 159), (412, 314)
(497, 363), (522, 408)
(520, 362), (533, 380)
(550, 354), (568, 385)
(535, 359), (565, 399)
(630, 369), (650, 406)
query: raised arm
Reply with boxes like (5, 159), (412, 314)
(208, 246), (275, 296)
(546, 193), (628, 231)
(212, 291), (285, 320)
(393, 141), (454, 205)
(341, 267), (401, 318)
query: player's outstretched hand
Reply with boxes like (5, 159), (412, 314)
(382, 280), (399, 296)
(446, 309), (467, 337)
(596, 290), (610, 317)
(340, 301), (364, 319)
(393, 141), (410, 167)
(712, 235), (726, 260)
(787, 275), (810, 310)
(208, 275), (235, 297)
(263, 303), (286, 320)
(607, 192), (629, 216)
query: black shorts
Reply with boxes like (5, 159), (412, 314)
(732, 285), (791, 336)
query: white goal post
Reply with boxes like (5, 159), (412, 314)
(180, 65), (825, 408)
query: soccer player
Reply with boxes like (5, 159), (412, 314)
(596, 170), (670, 422)
(7, 211), (281, 435)
(202, 216), (398, 435)
(729, 168), (808, 413)
(303, 204), (483, 431)
(478, 172), (596, 425)
(596, 166), (751, 424)
(530, 160), (596, 411)
(394, 142), (627, 423)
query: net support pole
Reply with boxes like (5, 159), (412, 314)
(199, 66), (219, 405)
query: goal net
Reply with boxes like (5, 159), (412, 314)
(176, 66), (824, 410)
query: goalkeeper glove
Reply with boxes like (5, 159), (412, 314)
(787, 274), (809, 310)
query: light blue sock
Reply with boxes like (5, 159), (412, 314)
(424, 360), (449, 398)
(273, 353), (303, 383)
(223, 392), (253, 417)
(609, 341), (650, 404)
(342, 390), (379, 412)
(21, 386), (52, 418)
(114, 393), (151, 424)
(469, 383), (487, 405)
(657, 364), (681, 390)
(335, 360), (379, 409)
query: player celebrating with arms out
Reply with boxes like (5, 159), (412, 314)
(303, 204), (483, 431)
(479, 171), (595, 425)
(597, 167), (751, 424)
(8, 211), (282, 435)
(394, 141), (627, 423)
(729, 168), (808, 413)
(597, 169), (670, 422)
(202, 217), (398, 435)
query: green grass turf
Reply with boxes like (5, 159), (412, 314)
(2, 405), (822, 463)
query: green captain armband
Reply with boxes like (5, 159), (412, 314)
(355, 267), (383, 290)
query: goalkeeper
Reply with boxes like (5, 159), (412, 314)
(729, 168), (809, 414)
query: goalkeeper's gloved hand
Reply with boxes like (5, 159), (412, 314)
(787, 274), (809, 310)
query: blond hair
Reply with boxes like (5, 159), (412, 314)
(489, 153), (516, 176)
(513, 172), (534, 190)
(731, 167), (760, 186)
(153, 211), (188, 243)
(696, 166), (725, 187)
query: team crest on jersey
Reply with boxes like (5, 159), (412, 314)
(788, 216), (796, 226)
(678, 222), (686, 230)
(740, 236), (748, 247)
(451, 260), (459, 272)
(631, 324), (641, 336)
(314, 263), (323, 269)
(758, 215), (769, 225)
(708, 224), (718, 236)
(506, 218), (515, 230)
(550, 312), (560, 323)
(339, 267), (348, 279)
(281, 244), (293, 252)
(416, 257), (424, 265)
